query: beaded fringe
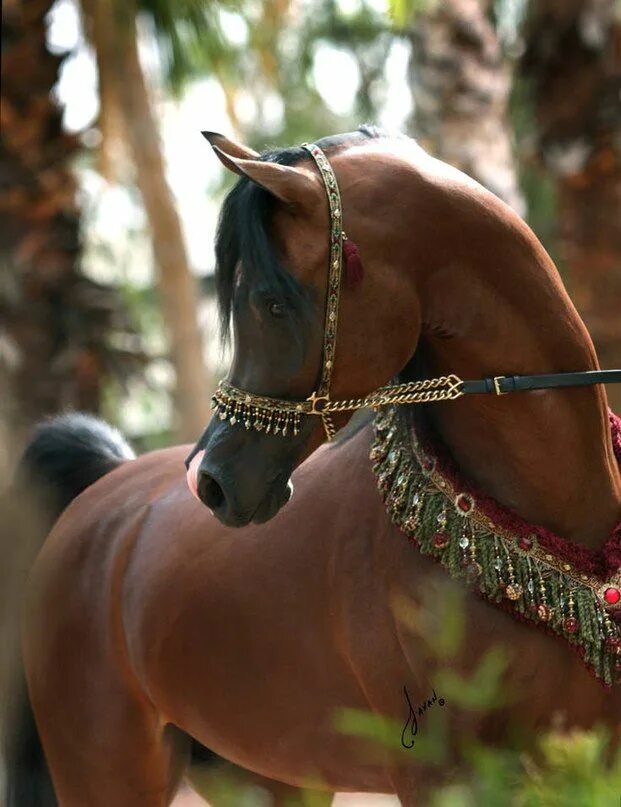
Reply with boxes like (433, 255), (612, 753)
(370, 406), (621, 687)
(211, 393), (302, 436)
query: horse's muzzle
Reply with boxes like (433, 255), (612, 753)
(187, 447), (294, 527)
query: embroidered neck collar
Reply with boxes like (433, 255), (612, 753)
(370, 406), (621, 687)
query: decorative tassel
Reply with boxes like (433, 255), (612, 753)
(371, 405), (621, 687)
(343, 236), (363, 288)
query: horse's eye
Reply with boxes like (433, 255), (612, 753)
(269, 301), (285, 318)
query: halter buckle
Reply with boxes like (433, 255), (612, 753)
(493, 376), (507, 396)
(307, 391), (330, 415)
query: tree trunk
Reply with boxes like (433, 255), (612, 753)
(0, 0), (139, 438)
(83, 0), (213, 443)
(521, 0), (621, 411)
(407, 0), (525, 215)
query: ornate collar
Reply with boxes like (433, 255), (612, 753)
(370, 407), (621, 687)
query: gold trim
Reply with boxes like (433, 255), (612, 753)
(306, 391), (330, 415)
(371, 405), (621, 687)
(301, 143), (344, 400)
(493, 376), (506, 395)
(412, 420), (618, 603)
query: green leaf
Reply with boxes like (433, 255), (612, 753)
(387, 0), (437, 28)
(434, 646), (511, 711)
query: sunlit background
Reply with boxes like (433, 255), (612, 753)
(47, 0), (415, 441)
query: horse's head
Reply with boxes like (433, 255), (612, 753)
(187, 128), (423, 526)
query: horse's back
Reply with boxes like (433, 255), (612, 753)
(26, 445), (187, 616)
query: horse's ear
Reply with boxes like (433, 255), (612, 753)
(210, 145), (323, 210)
(201, 131), (259, 160)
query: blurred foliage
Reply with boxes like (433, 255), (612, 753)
(429, 726), (621, 807)
(388, 0), (529, 34)
(332, 589), (620, 805)
(138, 0), (393, 141)
(228, 0), (392, 147)
(435, 646), (511, 712)
(509, 76), (560, 268)
(139, 0), (239, 93)
(388, 0), (436, 28)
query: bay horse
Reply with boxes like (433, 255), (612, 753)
(8, 127), (621, 806)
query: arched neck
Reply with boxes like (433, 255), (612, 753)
(407, 165), (621, 548)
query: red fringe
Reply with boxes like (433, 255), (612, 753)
(343, 238), (363, 288)
(417, 411), (621, 581)
(403, 532), (614, 690)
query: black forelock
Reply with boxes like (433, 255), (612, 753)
(214, 125), (388, 343)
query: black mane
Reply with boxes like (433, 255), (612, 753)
(214, 125), (387, 343)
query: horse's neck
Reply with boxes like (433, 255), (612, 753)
(408, 166), (621, 548)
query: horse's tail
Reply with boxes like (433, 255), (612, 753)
(3, 413), (134, 807)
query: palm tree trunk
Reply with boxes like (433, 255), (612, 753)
(407, 0), (525, 215)
(0, 0), (138, 435)
(521, 0), (621, 411)
(83, 0), (213, 442)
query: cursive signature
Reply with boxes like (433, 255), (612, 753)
(401, 685), (446, 749)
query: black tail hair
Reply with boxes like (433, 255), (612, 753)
(3, 413), (134, 807)
(15, 412), (134, 514)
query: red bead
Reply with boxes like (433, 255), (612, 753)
(433, 532), (448, 549)
(564, 617), (579, 634)
(604, 587), (621, 605)
(455, 494), (474, 513)
(518, 535), (533, 551)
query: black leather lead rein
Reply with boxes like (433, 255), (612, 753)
(462, 369), (621, 397)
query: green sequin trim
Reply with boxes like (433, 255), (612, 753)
(371, 406), (621, 687)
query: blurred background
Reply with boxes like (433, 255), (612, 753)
(2, 0), (620, 454)
(1, 0), (620, 804)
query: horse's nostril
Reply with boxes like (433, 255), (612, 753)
(197, 472), (226, 511)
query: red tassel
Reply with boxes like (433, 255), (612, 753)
(343, 238), (363, 288)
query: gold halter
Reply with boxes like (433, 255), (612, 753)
(210, 142), (464, 441)
(210, 142), (621, 441)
